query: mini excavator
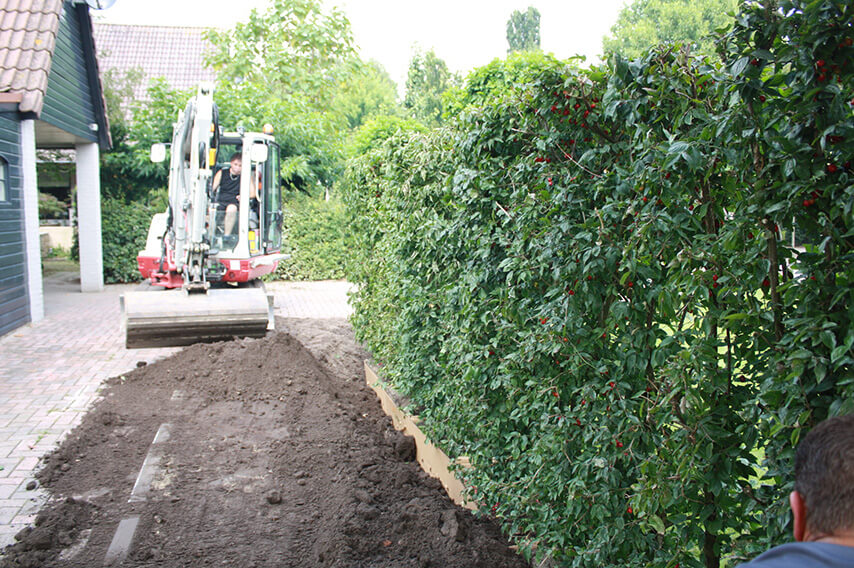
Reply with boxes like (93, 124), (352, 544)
(121, 83), (285, 348)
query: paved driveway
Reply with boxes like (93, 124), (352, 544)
(0, 274), (352, 547)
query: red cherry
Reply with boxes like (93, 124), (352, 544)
(627, 506), (633, 514)
(627, 281), (633, 288)
(609, 381), (615, 388)
(664, 172), (671, 179)
(642, 197), (648, 203)
(540, 317), (549, 324)
(575, 418), (582, 426)
(568, 289), (575, 295)
(762, 278), (770, 287)
(616, 440), (623, 448)
(827, 164), (838, 173)
(816, 59), (825, 67)
(552, 390), (559, 398)
(573, 103), (580, 110)
(759, 95), (766, 102)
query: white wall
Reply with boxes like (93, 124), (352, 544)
(76, 142), (103, 292)
(21, 119), (43, 322)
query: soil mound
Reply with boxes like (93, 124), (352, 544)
(1, 318), (527, 568)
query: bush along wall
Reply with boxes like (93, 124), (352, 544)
(72, 198), (156, 284)
(341, 2), (853, 567)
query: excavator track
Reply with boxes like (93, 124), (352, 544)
(121, 285), (274, 349)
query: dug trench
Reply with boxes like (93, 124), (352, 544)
(0, 318), (528, 568)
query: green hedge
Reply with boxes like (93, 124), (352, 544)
(341, 1), (853, 567)
(274, 192), (351, 281)
(72, 198), (155, 284)
(81, 193), (348, 284)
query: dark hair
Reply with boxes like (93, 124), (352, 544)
(794, 413), (854, 535)
(229, 152), (242, 162)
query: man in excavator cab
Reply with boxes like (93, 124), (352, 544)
(211, 151), (242, 248)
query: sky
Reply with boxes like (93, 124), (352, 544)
(96, 0), (629, 90)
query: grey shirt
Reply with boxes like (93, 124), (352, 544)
(737, 542), (854, 567)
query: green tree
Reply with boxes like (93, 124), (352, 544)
(506, 7), (541, 54)
(602, 0), (738, 59)
(100, 75), (188, 202)
(443, 50), (570, 119)
(404, 49), (455, 127)
(205, 0), (360, 190)
(332, 60), (401, 130)
(205, 0), (355, 106)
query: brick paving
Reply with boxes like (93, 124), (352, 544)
(0, 274), (352, 548)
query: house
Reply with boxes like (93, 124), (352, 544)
(0, 0), (111, 336)
(93, 23), (216, 106)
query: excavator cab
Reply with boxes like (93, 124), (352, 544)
(210, 136), (283, 259)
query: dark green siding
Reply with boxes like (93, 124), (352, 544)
(41, 2), (98, 143)
(0, 113), (29, 336)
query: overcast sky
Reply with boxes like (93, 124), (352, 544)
(96, 0), (628, 90)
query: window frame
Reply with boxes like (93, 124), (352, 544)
(0, 156), (7, 202)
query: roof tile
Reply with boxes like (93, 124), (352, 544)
(1, 10), (17, 31)
(0, 68), (15, 88)
(20, 89), (39, 112)
(7, 28), (25, 49)
(3, 48), (21, 71)
(12, 10), (30, 31)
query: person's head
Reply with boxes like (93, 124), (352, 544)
(789, 413), (854, 543)
(228, 152), (242, 175)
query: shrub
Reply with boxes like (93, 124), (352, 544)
(341, 1), (854, 566)
(38, 192), (68, 220)
(97, 198), (157, 284)
(274, 192), (352, 281)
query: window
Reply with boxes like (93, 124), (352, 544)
(0, 157), (6, 201)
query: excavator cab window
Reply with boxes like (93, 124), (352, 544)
(264, 144), (283, 252)
(209, 143), (242, 250)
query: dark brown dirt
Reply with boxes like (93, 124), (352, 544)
(0, 318), (527, 568)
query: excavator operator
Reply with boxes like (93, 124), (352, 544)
(211, 152), (242, 245)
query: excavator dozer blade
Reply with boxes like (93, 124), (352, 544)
(121, 287), (274, 349)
